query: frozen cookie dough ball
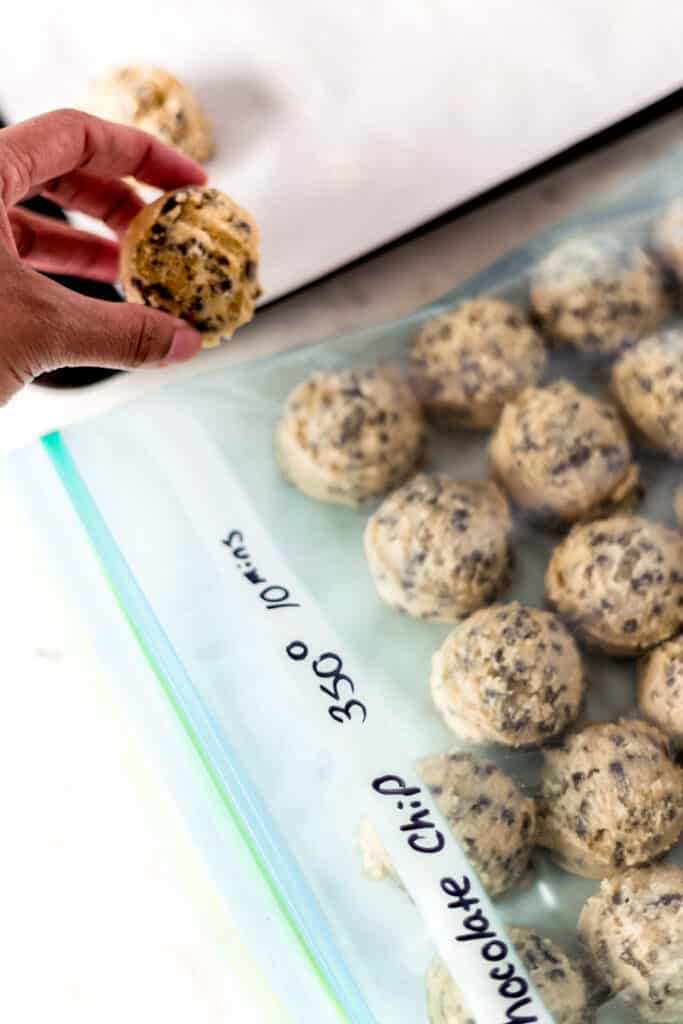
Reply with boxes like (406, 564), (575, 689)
(409, 298), (546, 429)
(364, 474), (511, 621)
(431, 602), (584, 747)
(545, 515), (683, 656)
(578, 865), (683, 1022)
(121, 186), (260, 346)
(611, 329), (683, 457)
(426, 928), (592, 1024)
(652, 198), (683, 283)
(530, 235), (670, 355)
(276, 367), (424, 506)
(638, 634), (683, 747)
(489, 380), (639, 523)
(538, 720), (683, 879)
(359, 753), (536, 897)
(81, 65), (213, 161)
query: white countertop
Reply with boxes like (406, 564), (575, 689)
(1, 109), (681, 1022)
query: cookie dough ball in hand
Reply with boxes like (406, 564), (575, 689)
(409, 298), (546, 429)
(276, 367), (424, 506)
(611, 330), (683, 457)
(431, 602), (584, 747)
(545, 515), (683, 655)
(578, 865), (683, 1022)
(652, 198), (683, 283)
(638, 635), (683, 747)
(82, 65), (213, 162)
(538, 720), (683, 878)
(489, 380), (639, 523)
(121, 187), (260, 346)
(359, 753), (536, 897)
(364, 475), (511, 621)
(530, 235), (670, 355)
(426, 929), (592, 1024)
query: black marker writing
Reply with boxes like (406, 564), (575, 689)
(372, 774), (445, 855)
(222, 529), (300, 609)
(440, 876), (538, 1023)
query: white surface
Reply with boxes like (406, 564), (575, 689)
(0, 477), (274, 1022)
(2, 1), (682, 305)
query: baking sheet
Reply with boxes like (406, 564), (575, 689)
(2, 0), (682, 303)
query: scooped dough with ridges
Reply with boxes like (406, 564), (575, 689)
(426, 928), (592, 1024)
(359, 752), (536, 898)
(538, 720), (683, 879)
(430, 602), (584, 747)
(611, 329), (683, 457)
(364, 474), (511, 620)
(276, 366), (424, 506)
(81, 65), (213, 161)
(530, 235), (671, 355)
(638, 634), (683, 747)
(489, 379), (639, 523)
(409, 298), (546, 429)
(578, 865), (683, 1022)
(121, 186), (260, 346)
(545, 514), (683, 655)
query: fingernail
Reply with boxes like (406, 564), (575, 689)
(165, 327), (202, 364)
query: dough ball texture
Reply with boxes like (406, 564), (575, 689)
(276, 367), (424, 506)
(578, 865), (683, 1022)
(409, 298), (546, 429)
(611, 329), (683, 457)
(364, 474), (511, 621)
(545, 514), (683, 656)
(530, 235), (670, 355)
(489, 379), (639, 523)
(359, 752), (536, 897)
(81, 65), (213, 161)
(430, 602), (584, 747)
(538, 720), (683, 878)
(426, 928), (591, 1024)
(638, 634), (683, 747)
(121, 186), (260, 346)
(652, 198), (683, 283)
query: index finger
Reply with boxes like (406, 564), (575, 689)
(0, 108), (207, 207)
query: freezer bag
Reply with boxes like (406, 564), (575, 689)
(10, 139), (683, 1023)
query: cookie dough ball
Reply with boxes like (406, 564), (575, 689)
(530, 235), (670, 355)
(538, 720), (683, 878)
(578, 865), (683, 1022)
(652, 198), (683, 283)
(489, 380), (639, 523)
(359, 753), (536, 897)
(81, 66), (213, 162)
(120, 186), (260, 346)
(409, 298), (546, 429)
(431, 602), (584, 747)
(364, 475), (511, 620)
(545, 515), (683, 656)
(276, 367), (424, 506)
(611, 329), (683, 457)
(638, 635), (683, 747)
(426, 928), (592, 1024)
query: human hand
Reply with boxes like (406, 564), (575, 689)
(0, 108), (206, 405)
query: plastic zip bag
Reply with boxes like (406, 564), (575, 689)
(10, 139), (683, 1023)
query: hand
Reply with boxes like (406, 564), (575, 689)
(0, 108), (206, 405)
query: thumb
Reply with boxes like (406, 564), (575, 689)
(55, 288), (203, 371)
(0, 263), (202, 405)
